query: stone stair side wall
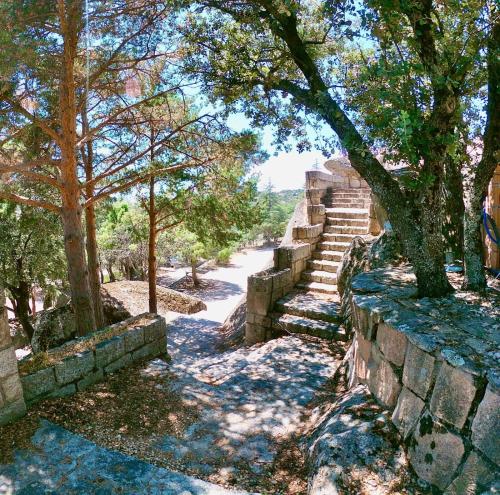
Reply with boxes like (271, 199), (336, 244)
(246, 172), (332, 346)
(348, 268), (499, 493)
(0, 290), (27, 426)
(246, 233), (321, 345)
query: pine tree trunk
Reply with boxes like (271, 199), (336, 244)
(8, 281), (34, 340)
(61, 202), (96, 336)
(31, 287), (37, 316)
(85, 201), (105, 327)
(148, 177), (158, 314)
(82, 108), (105, 328)
(107, 263), (116, 283)
(58, 4), (96, 336)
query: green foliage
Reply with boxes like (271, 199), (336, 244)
(0, 200), (66, 295)
(245, 188), (302, 244)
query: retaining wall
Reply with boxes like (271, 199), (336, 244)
(20, 313), (167, 406)
(349, 267), (499, 493)
(0, 291), (26, 426)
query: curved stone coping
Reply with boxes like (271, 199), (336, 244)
(19, 313), (168, 406)
(349, 266), (499, 493)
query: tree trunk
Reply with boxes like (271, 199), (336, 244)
(463, 190), (487, 291)
(82, 107), (105, 328)
(58, 4), (96, 336)
(191, 260), (200, 286)
(107, 262), (116, 282)
(443, 155), (465, 259)
(463, 21), (500, 291)
(61, 204), (96, 336)
(8, 281), (34, 340)
(31, 287), (37, 316)
(84, 201), (104, 328)
(148, 177), (158, 313)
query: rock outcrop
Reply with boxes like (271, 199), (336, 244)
(31, 287), (133, 353)
(336, 232), (404, 334)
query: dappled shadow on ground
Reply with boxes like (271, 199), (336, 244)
(169, 278), (243, 301)
(154, 335), (341, 491)
(0, 419), (252, 495)
(167, 316), (223, 360)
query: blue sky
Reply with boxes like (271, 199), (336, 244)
(226, 113), (335, 192)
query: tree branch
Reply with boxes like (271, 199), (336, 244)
(0, 190), (60, 213)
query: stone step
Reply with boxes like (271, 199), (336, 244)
(327, 217), (369, 227)
(307, 259), (341, 273)
(270, 313), (346, 341)
(330, 188), (371, 194)
(325, 208), (369, 219)
(321, 232), (357, 243)
(328, 201), (371, 209)
(302, 269), (337, 285)
(312, 250), (344, 262)
(274, 291), (341, 324)
(327, 192), (371, 198)
(325, 225), (368, 235)
(296, 281), (338, 295)
(318, 241), (352, 251)
(330, 193), (370, 201)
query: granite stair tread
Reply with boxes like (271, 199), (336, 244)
(312, 250), (344, 262)
(270, 312), (346, 341)
(275, 291), (341, 324)
(307, 259), (341, 272)
(326, 207), (369, 214)
(319, 241), (352, 250)
(295, 281), (338, 294)
(326, 217), (369, 226)
(302, 270), (337, 285)
(325, 225), (368, 235)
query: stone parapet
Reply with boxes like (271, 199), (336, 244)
(349, 266), (500, 492)
(0, 291), (26, 426)
(19, 313), (167, 406)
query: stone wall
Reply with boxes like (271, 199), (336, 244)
(349, 267), (499, 493)
(305, 170), (330, 224)
(20, 313), (167, 406)
(0, 291), (26, 425)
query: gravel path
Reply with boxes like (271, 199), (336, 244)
(0, 247), (344, 495)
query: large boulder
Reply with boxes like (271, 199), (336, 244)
(369, 231), (404, 269)
(31, 287), (132, 353)
(336, 237), (371, 333)
(31, 304), (76, 353)
(101, 287), (131, 324)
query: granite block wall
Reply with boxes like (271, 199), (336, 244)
(349, 268), (499, 493)
(20, 313), (168, 406)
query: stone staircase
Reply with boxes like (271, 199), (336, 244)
(271, 188), (371, 341)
